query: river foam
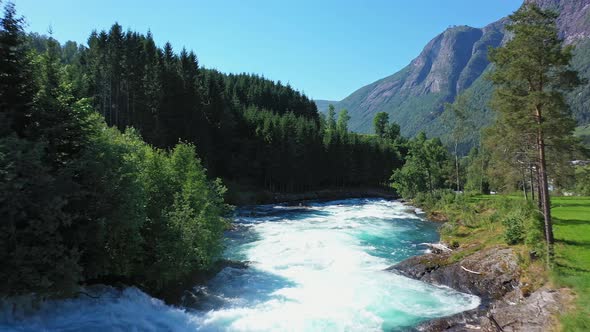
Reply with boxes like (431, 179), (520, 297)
(0, 198), (479, 331)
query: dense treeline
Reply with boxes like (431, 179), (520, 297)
(242, 107), (401, 191)
(1, 1), (403, 299)
(1, 3), (228, 297)
(27, 23), (402, 192)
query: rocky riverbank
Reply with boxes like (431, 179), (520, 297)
(387, 246), (574, 331)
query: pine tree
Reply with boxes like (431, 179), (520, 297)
(489, 3), (581, 264)
(0, 2), (35, 137)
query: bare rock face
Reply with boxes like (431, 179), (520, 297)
(335, 23), (505, 135)
(526, 0), (590, 44)
(324, 0), (590, 136)
(480, 287), (575, 332)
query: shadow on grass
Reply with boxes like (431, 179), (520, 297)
(552, 203), (590, 208)
(552, 217), (590, 226)
(555, 261), (590, 273)
(556, 238), (590, 249)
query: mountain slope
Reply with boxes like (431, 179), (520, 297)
(338, 23), (505, 136)
(314, 99), (338, 114)
(321, 0), (590, 138)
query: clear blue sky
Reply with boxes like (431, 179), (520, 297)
(13, 0), (522, 101)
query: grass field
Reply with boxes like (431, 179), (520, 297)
(423, 193), (590, 331)
(551, 196), (590, 331)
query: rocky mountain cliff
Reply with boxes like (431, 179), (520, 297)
(319, 0), (590, 139)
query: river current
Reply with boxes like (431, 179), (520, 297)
(0, 198), (479, 331)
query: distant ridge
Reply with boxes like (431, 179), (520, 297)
(314, 99), (338, 114)
(317, 0), (590, 142)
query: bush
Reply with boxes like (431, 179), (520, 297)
(413, 189), (457, 209)
(138, 141), (230, 291)
(0, 119), (230, 297)
(575, 165), (590, 196)
(503, 215), (525, 244)
(501, 201), (544, 249)
(524, 214), (545, 257)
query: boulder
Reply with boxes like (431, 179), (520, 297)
(389, 246), (520, 301)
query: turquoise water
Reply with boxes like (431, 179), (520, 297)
(0, 198), (479, 331)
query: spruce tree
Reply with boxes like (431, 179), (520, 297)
(0, 2), (35, 137)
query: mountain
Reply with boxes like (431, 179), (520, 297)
(314, 99), (338, 114)
(318, 0), (590, 140)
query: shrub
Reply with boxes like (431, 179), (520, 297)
(503, 215), (525, 244)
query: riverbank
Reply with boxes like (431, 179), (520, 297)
(224, 182), (398, 205)
(389, 244), (573, 331)
(389, 194), (588, 331)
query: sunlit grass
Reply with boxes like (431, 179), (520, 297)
(431, 193), (590, 331)
(551, 196), (590, 331)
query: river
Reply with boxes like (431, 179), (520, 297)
(0, 198), (479, 331)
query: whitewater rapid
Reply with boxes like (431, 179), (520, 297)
(0, 198), (480, 331)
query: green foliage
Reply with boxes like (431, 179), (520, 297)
(551, 196), (590, 330)
(487, 3), (581, 174)
(0, 135), (82, 297)
(574, 165), (590, 196)
(464, 147), (490, 194)
(1, 2), (402, 299)
(502, 215), (526, 245)
(243, 107), (401, 191)
(74, 123), (147, 279)
(486, 4), (581, 259)
(373, 112), (401, 142)
(391, 132), (452, 198)
(471, 198), (544, 253)
(420, 193), (590, 330)
(0, 2), (35, 138)
(387, 122), (401, 141)
(575, 124), (590, 148)
(138, 141), (229, 290)
(0, 4), (229, 298)
(28, 23), (403, 192)
(413, 189), (457, 210)
(336, 109), (350, 135)
(373, 112), (389, 137)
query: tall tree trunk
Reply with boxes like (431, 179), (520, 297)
(536, 167), (543, 211)
(536, 105), (554, 265)
(480, 141), (485, 193)
(455, 140), (460, 192)
(427, 170), (433, 196)
(529, 164), (535, 201)
(522, 167), (528, 200)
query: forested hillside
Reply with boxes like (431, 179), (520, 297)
(1, 4), (229, 297)
(30, 25), (402, 193)
(0, 2), (404, 299)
